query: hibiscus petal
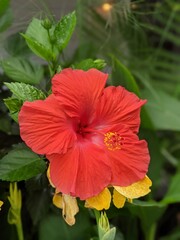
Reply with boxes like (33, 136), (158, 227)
(112, 189), (126, 208)
(47, 141), (111, 200)
(114, 176), (152, 199)
(52, 68), (108, 123)
(103, 126), (150, 186)
(53, 193), (79, 226)
(19, 94), (76, 155)
(93, 86), (146, 133)
(85, 188), (111, 210)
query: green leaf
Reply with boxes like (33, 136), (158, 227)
(142, 89), (180, 131)
(0, 0), (10, 17)
(21, 34), (56, 62)
(111, 57), (140, 96)
(0, 7), (12, 33)
(128, 201), (166, 239)
(74, 58), (106, 71)
(54, 11), (76, 52)
(111, 57), (154, 130)
(4, 98), (23, 122)
(4, 82), (46, 122)
(102, 228), (116, 240)
(39, 211), (91, 240)
(4, 82), (46, 101)
(5, 33), (31, 57)
(0, 145), (46, 181)
(21, 18), (58, 61)
(162, 173), (180, 204)
(26, 175), (51, 225)
(1, 58), (44, 84)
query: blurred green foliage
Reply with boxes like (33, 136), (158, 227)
(0, 0), (180, 239)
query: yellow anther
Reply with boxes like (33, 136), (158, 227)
(104, 132), (122, 151)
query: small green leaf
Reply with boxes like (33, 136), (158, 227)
(1, 58), (44, 84)
(74, 58), (106, 71)
(0, 145), (46, 181)
(4, 98), (22, 122)
(54, 11), (76, 52)
(102, 228), (116, 240)
(21, 18), (58, 61)
(4, 82), (46, 101)
(4, 82), (46, 122)
(21, 34), (56, 61)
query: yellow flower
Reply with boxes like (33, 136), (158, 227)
(85, 176), (152, 210)
(0, 200), (3, 210)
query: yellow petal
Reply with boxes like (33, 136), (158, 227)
(114, 176), (152, 199)
(47, 166), (55, 188)
(62, 194), (79, 226)
(52, 192), (79, 225)
(53, 192), (63, 209)
(0, 200), (3, 210)
(85, 188), (111, 210)
(112, 189), (126, 208)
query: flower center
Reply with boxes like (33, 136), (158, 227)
(77, 123), (88, 137)
(104, 132), (122, 151)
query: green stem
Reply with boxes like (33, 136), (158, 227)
(16, 218), (24, 240)
(94, 209), (100, 224)
(145, 224), (156, 240)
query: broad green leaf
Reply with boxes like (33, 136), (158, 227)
(1, 58), (44, 84)
(4, 82), (46, 101)
(54, 11), (76, 52)
(39, 212), (91, 240)
(21, 18), (58, 61)
(0, 145), (46, 181)
(142, 89), (180, 131)
(128, 201), (166, 240)
(74, 58), (106, 71)
(162, 173), (180, 204)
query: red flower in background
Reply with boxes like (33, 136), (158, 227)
(19, 68), (150, 200)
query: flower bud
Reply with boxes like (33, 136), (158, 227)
(98, 212), (116, 240)
(42, 18), (52, 30)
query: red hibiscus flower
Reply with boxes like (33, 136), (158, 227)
(19, 68), (150, 200)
